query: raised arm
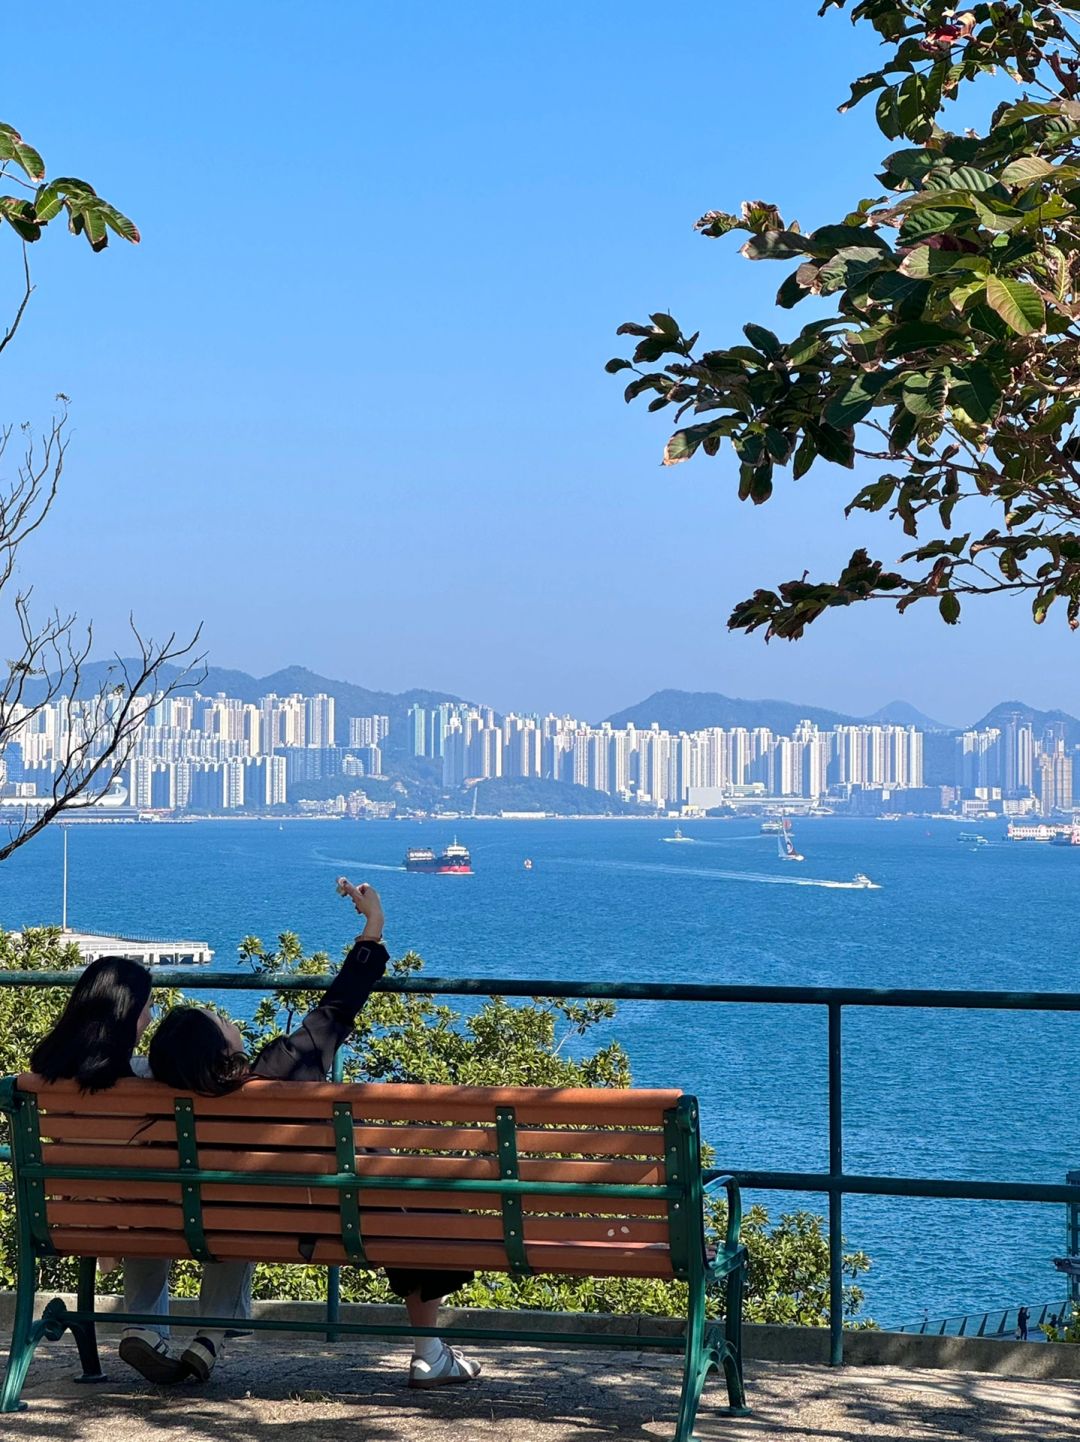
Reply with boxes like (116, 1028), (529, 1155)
(251, 880), (388, 1082)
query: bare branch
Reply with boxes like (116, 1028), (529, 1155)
(0, 625), (206, 862)
(0, 245), (33, 360)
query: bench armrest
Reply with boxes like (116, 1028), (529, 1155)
(703, 1171), (742, 1255)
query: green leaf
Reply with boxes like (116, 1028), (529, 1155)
(32, 182), (63, 224)
(938, 165), (1004, 195)
(792, 434), (816, 479)
(806, 224), (891, 255)
(743, 323), (782, 358)
(881, 322), (963, 357)
(840, 71), (887, 112)
(898, 207), (977, 242)
(663, 423), (719, 466)
(739, 231), (811, 261)
(0, 195), (41, 243)
(776, 270), (808, 309)
(1000, 156), (1058, 185)
(939, 593), (961, 624)
(948, 363), (999, 425)
(11, 138), (45, 182)
(984, 275), (1044, 335)
(1033, 593), (1055, 625)
(825, 371), (892, 428)
(817, 246), (888, 294)
(694, 210), (742, 238)
(605, 358), (632, 374)
(900, 371), (948, 417)
(805, 421), (855, 468)
(881, 147), (938, 181)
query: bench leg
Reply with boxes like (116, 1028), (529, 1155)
(674, 1273), (713, 1442)
(71, 1257), (106, 1383)
(0, 1246), (40, 1412)
(720, 1257), (749, 1415)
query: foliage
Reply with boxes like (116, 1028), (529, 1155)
(0, 122), (138, 252)
(1041, 1302), (1079, 1341)
(610, 1), (1080, 639)
(0, 929), (870, 1324)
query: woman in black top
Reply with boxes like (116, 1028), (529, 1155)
(149, 879), (481, 1390)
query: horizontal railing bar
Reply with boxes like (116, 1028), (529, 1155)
(62, 1308), (685, 1349)
(719, 1169), (1080, 1204)
(23, 1164), (678, 1198)
(4, 970), (1080, 1011)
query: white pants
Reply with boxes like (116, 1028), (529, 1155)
(123, 1258), (253, 1352)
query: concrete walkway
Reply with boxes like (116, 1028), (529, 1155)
(2, 1333), (1079, 1442)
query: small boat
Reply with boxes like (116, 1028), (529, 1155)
(523, 858), (533, 870)
(777, 818), (804, 863)
(958, 832), (990, 846)
(662, 827), (694, 843)
(760, 820), (783, 834)
(851, 873), (879, 889)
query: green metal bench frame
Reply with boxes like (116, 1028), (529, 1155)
(0, 1077), (749, 1438)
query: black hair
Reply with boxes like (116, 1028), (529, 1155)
(148, 1006), (250, 1096)
(30, 956), (152, 1093)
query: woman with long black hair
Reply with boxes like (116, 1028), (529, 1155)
(29, 956), (252, 1386)
(30, 956), (154, 1092)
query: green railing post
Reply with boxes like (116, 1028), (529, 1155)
(326, 1049), (345, 1342)
(828, 1001), (844, 1367)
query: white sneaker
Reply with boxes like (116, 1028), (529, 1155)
(408, 1343), (482, 1389)
(118, 1329), (187, 1385)
(180, 1335), (219, 1382)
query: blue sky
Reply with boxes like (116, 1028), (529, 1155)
(1, 1), (1072, 726)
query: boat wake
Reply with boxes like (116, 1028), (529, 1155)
(562, 858), (879, 890)
(310, 851), (406, 873)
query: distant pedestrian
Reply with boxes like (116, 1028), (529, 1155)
(1017, 1305), (1030, 1341)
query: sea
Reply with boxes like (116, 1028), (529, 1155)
(0, 813), (1075, 1327)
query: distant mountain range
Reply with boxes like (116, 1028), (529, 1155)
(602, 689), (957, 734)
(20, 662), (461, 752)
(21, 665), (1080, 743)
(969, 700), (1080, 748)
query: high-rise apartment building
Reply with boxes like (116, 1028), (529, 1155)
(305, 694), (335, 748)
(350, 715), (390, 748)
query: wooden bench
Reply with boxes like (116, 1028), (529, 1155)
(0, 1074), (748, 1437)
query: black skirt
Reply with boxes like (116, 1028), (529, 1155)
(384, 1267), (474, 1303)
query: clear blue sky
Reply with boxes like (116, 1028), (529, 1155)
(1, 1), (1071, 727)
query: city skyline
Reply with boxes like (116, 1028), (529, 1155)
(1, 680), (1077, 820)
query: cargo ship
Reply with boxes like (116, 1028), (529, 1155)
(404, 840), (473, 874)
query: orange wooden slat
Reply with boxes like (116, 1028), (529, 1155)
(47, 1201), (184, 1231)
(46, 1228), (677, 1278)
(40, 1143), (666, 1187)
(21, 1075), (682, 1127)
(46, 1199), (672, 1245)
(514, 1129), (665, 1158)
(38, 1117), (664, 1159)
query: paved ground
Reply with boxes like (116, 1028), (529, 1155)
(2, 1332), (1079, 1442)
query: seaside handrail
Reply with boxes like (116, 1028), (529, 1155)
(2, 968), (1080, 1367)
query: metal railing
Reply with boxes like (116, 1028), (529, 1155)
(2, 968), (1080, 1367)
(892, 1299), (1070, 1337)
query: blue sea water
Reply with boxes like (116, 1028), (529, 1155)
(0, 814), (1075, 1325)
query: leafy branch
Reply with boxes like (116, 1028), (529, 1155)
(610, 1), (1080, 638)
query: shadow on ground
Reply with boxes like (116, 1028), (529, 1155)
(2, 1335), (1079, 1442)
